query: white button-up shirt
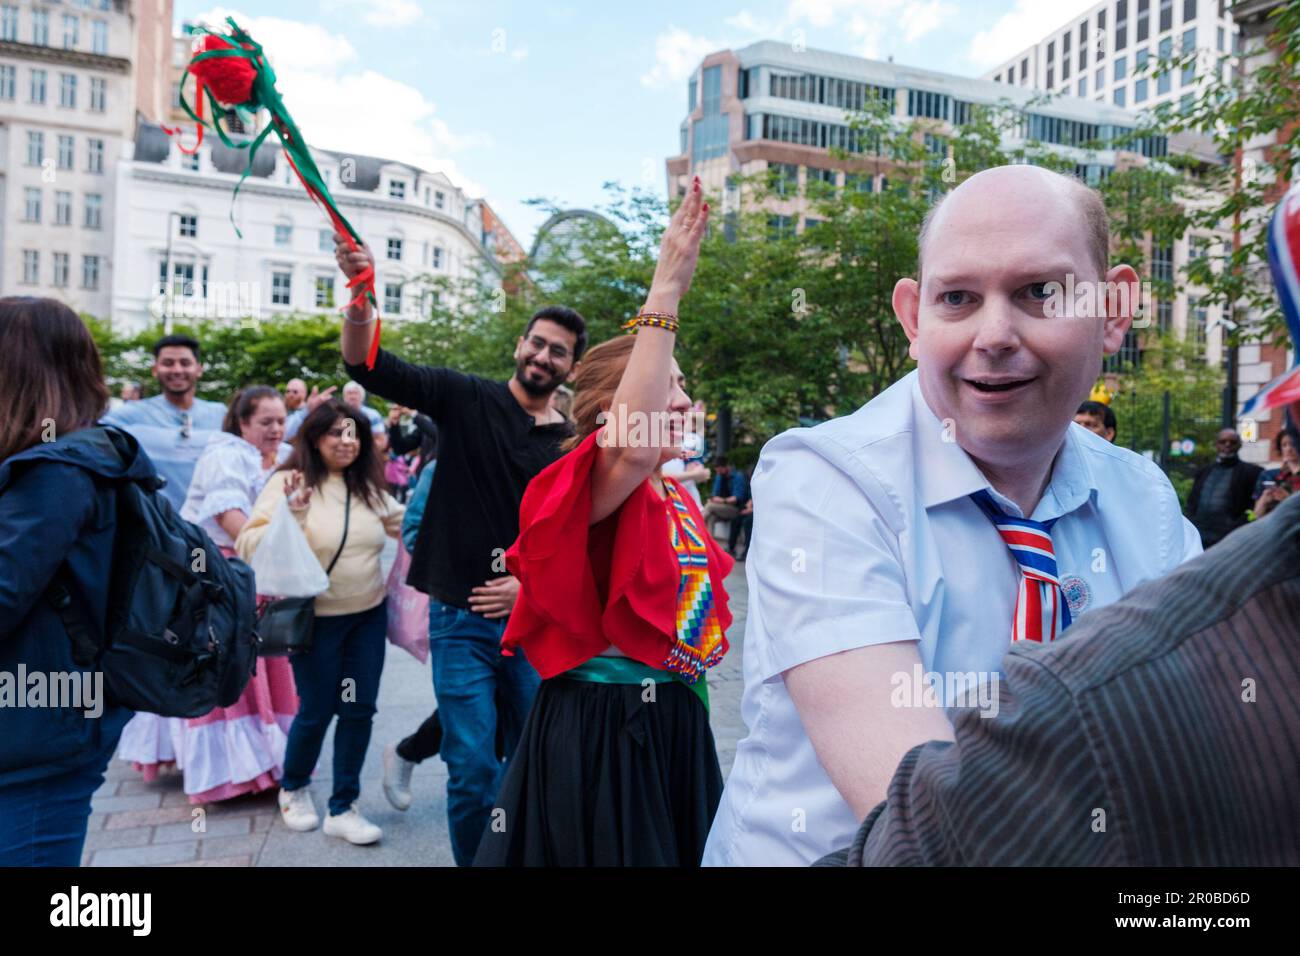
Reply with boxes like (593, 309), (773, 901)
(703, 370), (1202, 867)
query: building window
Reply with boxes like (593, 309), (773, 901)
(1182, 27), (1197, 85)
(58, 73), (77, 108)
(32, 8), (48, 45)
(55, 190), (71, 225)
(434, 190), (445, 210)
(271, 271), (292, 305)
(1079, 21), (1088, 70)
(1047, 66), (1055, 87)
(1184, 0), (1196, 21)
(26, 130), (44, 166)
(0, 64), (13, 100)
(22, 250), (39, 285)
(82, 255), (100, 290)
(1078, 77), (1087, 97)
(1189, 296), (1207, 349)
(1135, 78), (1148, 102)
(384, 283), (402, 314)
(388, 180), (406, 199)
(769, 162), (798, 197)
(1159, 0), (1173, 33)
(1217, 26), (1224, 52)
(92, 20), (107, 55)
(84, 193), (102, 230)
(1096, 67), (1105, 91)
(1156, 300), (1172, 332)
(1020, 58), (1028, 82)
(701, 65), (722, 115)
(845, 173), (875, 193)
(178, 214), (197, 238)
(315, 276), (335, 308)
(30, 68), (47, 104)
(23, 188), (42, 223)
(1157, 38), (1173, 93)
(53, 253), (70, 288)
(62, 14), (79, 49)
(0, 5), (17, 42)
(767, 215), (794, 240)
(1114, 86), (1127, 106)
(688, 75), (697, 112)
(172, 262), (195, 297)
(89, 76), (105, 112)
(387, 238), (403, 261)
(319, 229), (334, 252)
(1137, 0), (1150, 43)
(86, 138), (104, 174)
(275, 223), (292, 247)
(432, 246), (443, 269)
(1115, 55), (1127, 81)
(1117, 0), (1129, 50)
(1152, 242), (1174, 283)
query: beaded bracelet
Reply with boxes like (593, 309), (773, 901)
(621, 311), (680, 334)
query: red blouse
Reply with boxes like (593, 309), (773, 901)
(500, 430), (734, 680)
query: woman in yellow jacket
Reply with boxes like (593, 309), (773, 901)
(237, 399), (403, 845)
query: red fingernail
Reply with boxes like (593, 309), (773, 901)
(703, 202), (709, 212)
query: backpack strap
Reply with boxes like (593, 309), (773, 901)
(45, 566), (100, 668)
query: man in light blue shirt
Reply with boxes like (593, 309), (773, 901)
(102, 334), (226, 511)
(704, 165), (1203, 867)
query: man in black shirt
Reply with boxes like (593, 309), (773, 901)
(336, 237), (585, 866)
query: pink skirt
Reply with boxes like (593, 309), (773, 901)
(116, 553), (300, 804)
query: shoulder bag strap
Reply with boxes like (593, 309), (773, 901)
(323, 485), (351, 577)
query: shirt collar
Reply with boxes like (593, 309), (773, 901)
(910, 372), (1098, 520)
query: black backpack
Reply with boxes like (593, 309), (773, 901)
(44, 428), (259, 718)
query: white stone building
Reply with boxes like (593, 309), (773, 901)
(110, 121), (503, 331)
(0, 0), (171, 316)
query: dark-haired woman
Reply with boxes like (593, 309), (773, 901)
(117, 386), (299, 803)
(474, 178), (732, 866)
(0, 297), (150, 865)
(237, 400), (404, 845)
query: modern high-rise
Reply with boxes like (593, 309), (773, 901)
(982, 0), (1239, 113)
(0, 0), (173, 317)
(666, 40), (1225, 370)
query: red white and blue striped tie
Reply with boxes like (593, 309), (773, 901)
(971, 489), (1072, 643)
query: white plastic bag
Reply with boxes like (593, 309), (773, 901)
(248, 498), (330, 598)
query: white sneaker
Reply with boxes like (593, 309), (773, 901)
(323, 805), (383, 845)
(382, 743), (414, 811)
(278, 787), (319, 832)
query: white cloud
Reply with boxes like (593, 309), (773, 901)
(327, 0), (424, 28)
(968, 0), (1098, 69)
(191, 9), (487, 196)
(641, 26), (724, 89)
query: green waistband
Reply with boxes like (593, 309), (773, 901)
(561, 656), (709, 712)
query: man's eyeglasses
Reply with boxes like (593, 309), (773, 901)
(525, 335), (571, 362)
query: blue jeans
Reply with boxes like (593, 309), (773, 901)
(0, 742), (116, 866)
(282, 601), (387, 816)
(427, 599), (539, 866)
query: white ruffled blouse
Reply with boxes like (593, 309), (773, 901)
(180, 431), (286, 549)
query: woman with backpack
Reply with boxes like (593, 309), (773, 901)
(0, 298), (154, 865)
(117, 386), (300, 803)
(236, 399), (404, 845)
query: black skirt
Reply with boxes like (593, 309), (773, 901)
(472, 675), (723, 867)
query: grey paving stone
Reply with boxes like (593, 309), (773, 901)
(89, 841), (199, 867)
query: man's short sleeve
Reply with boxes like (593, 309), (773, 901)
(746, 433), (922, 684)
(345, 349), (476, 424)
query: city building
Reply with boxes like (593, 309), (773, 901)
(1229, 0), (1296, 463)
(110, 120), (503, 331)
(0, 0), (174, 317)
(666, 40), (1225, 372)
(982, 0), (1239, 113)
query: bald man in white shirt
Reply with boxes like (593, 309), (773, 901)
(704, 165), (1203, 867)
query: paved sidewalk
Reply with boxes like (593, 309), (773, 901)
(82, 561), (750, 867)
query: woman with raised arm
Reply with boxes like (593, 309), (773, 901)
(473, 178), (732, 867)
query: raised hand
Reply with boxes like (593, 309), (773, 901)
(306, 385), (336, 412)
(284, 470), (313, 511)
(334, 233), (374, 285)
(648, 175), (710, 305)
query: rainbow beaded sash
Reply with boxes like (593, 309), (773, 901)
(662, 481), (725, 683)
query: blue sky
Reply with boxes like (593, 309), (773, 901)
(174, 0), (1095, 248)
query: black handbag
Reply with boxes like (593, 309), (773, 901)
(256, 486), (351, 657)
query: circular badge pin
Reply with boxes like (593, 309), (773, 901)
(1060, 574), (1091, 616)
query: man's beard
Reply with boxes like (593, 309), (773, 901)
(161, 378), (194, 397)
(515, 358), (563, 397)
